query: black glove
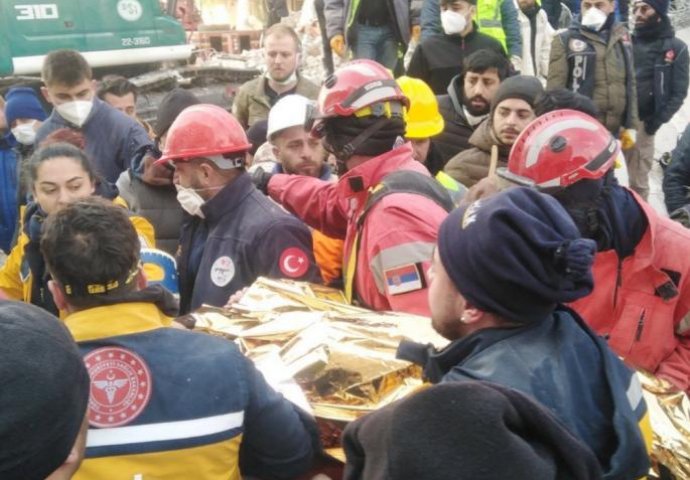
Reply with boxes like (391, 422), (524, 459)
(645, 119), (662, 136)
(670, 205), (690, 229)
(251, 168), (274, 195)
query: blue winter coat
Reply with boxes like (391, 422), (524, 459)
(35, 98), (152, 184)
(0, 135), (18, 253)
(398, 306), (650, 480)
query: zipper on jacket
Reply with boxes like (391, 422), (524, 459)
(613, 258), (623, 308)
(660, 71), (665, 96)
(635, 308), (646, 341)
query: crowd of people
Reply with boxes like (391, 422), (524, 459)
(0, 0), (689, 477)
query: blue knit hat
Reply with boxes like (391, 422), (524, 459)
(437, 187), (596, 324)
(4, 87), (47, 127)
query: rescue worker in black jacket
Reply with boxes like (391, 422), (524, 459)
(629, 0), (689, 200)
(156, 104), (322, 314)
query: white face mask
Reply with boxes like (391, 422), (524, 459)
(581, 7), (608, 31)
(175, 185), (206, 218)
(56, 100), (93, 127)
(11, 121), (37, 145)
(441, 10), (468, 35)
(266, 70), (298, 86)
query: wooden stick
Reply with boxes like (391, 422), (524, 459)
(488, 145), (499, 177)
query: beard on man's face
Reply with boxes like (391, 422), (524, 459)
(635, 12), (660, 28)
(462, 92), (491, 116)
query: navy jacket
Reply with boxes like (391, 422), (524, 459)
(0, 135), (18, 253)
(398, 306), (650, 480)
(35, 98), (152, 183)
(663, 124), (690, 213)
(178, 172), (321, 314)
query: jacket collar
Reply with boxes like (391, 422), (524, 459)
(468, 119), (510, 155)
(398, 319), (545, 382)
(251, 74), (309, 103)
(336, 143), (429, 199)
(447, 75), (466, 117)
(65, 301), (173, 342)
(574, 20), (629, 46)
(201, 172), (255, 225)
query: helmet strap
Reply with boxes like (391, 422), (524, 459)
(324, 116), (392, 168)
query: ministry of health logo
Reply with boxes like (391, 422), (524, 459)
(84, 347), (153, 428)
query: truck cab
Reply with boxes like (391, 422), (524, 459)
(0, 0), (192, 76)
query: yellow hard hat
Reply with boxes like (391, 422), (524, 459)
(397, 76), (445, 139)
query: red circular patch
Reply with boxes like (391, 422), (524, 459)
(84, 347), (152, 428)
(279, 247), (310, 278)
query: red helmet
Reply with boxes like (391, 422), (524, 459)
(308, 59), (409, 136)
(156, 104), (251, 164)
(498, 109), (619, 190)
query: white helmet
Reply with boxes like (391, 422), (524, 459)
(267, 94), (313, 141)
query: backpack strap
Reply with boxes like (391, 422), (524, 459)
(344, 171), (454, 304)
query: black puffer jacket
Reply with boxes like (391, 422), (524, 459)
(663, 124), (690, 213)
(435, 75), (484, 164)
(633, 16), (689, 134)
(407, 25), (506, 94)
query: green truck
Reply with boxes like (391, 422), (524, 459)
(0, 0), (193, 76)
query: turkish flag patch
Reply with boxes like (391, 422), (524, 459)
(279, 247), (310, 278)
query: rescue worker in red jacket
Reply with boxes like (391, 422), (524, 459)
(498, 109), (690, 393)
(254, 59), (450, 316)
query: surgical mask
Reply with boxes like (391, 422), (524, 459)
(441, 10), (468, 35)
(56, 100), (93, 127)
(175, 184), (226, 218)
(581, 7), (608, 31)
(266, 69), (298, 86)
(11, 121), (37, 145)
(175, 185), (206, 218)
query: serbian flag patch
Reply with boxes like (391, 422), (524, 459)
(384, 263), (423, 296)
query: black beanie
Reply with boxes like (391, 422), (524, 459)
(437, 187), (596, 323)
(490, 75), (544, 118)
(246, 120), (268, 156)
(0, 301), (90, 480)
(343, 381), (603, 480)
(642, 0), (669, 15)
(155, 88), (201, 138)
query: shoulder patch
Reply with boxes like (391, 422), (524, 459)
(569, 38), (588, 53)
(85, 347), (152, 428)
(385, 263), (423, 296)
(211, 256), (236, 287)
(665, 49), (676, 63)
(279, 247), (310, 278)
